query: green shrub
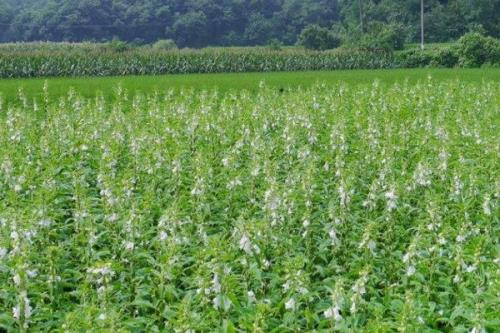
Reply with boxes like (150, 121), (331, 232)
(457, 32), (500, 67)
(152, 39), (178, 51)
(395, 49), (435, 68)
(359, 24), (405, 51)
(434, 46), (459, 67)
(267, 38), (283, 51)
(107, 39), (130, 53)
(298, 25), (341, 51)
(395, 47), (458, 68)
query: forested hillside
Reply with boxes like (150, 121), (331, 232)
(0, 0), (499, 47)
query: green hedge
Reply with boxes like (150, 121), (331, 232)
(396, 33), (500, 68)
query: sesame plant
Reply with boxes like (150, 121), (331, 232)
(0, 79), (498, 332)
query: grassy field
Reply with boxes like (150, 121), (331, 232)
(0, 73), (498, 331)
(1, 68), (499, 102)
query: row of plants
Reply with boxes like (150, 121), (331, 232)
(0, 49), (393, 78)
(0, 33), (497, 78)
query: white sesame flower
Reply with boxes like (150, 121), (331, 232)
(98, 313), (107, 320)
(24, 296), (31, 320)
(464, 265), (476, 273)
(13, 274), (21, 286)
(239, 234), (253, 254)
(247, 291), (256, 303)
(414, 163), (432, 187)
(38, 219), (53, 227)
(324, 305), (342, 321)
(367, 240), (376, 252)
(350, 301), (357, 313)
(213, 295), (232, 311)
(482, 196), (491, 216)
(27, 270), (38, 278)
(0, 248), (7, 259)
(298, 287), (309, 295)
(329, 229), (340, 246)
(352, 284), (366, 295)
(172, 160), (181, 174)
(407, 265), (416, 276)
(212, 274), (221, 294)
(385, 189), (397, 211)
(106, 213), (118, 223)
(13, 305), (20, 320)
(190, 186), (202, 196)
(124, 241), (134, 251)
(283, 280), (291, 292)
(285, 297), (296, 311)
(227, 178), (242, 190)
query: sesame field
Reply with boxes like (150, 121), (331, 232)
(0, 73), (499, 332)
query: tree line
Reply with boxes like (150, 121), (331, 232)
(0, 0), (498, 47)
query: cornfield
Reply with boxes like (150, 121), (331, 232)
(0, 45), (394, 78)
(0, 79), (498, 332)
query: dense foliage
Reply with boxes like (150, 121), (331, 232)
(0, 0), (499, 47)
(0, 33), (498, 78)
(396, 33), (500, 68)
(0, 47), (394, 78)
(298, 25), (341, 51)
(0, 79), (498, 332)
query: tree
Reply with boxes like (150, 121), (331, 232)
(171, 11), (209, 48)
(298, 24), (341, 50)
(0, 2), (13, 42)
(0, 0), (498, 46)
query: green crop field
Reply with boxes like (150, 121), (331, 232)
(0, 72), (498, 332)
(1, 68), (499, 102)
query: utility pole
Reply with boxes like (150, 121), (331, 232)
(420, 0), (425, 50)
(358, 0), (364, 33)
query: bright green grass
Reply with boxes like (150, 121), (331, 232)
(1, 68), (498, 102)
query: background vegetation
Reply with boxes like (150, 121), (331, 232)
(0, 0), (499, 48)
(0, 32), (498, 78)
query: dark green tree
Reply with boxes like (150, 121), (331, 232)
(0, 0), (498, 47)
